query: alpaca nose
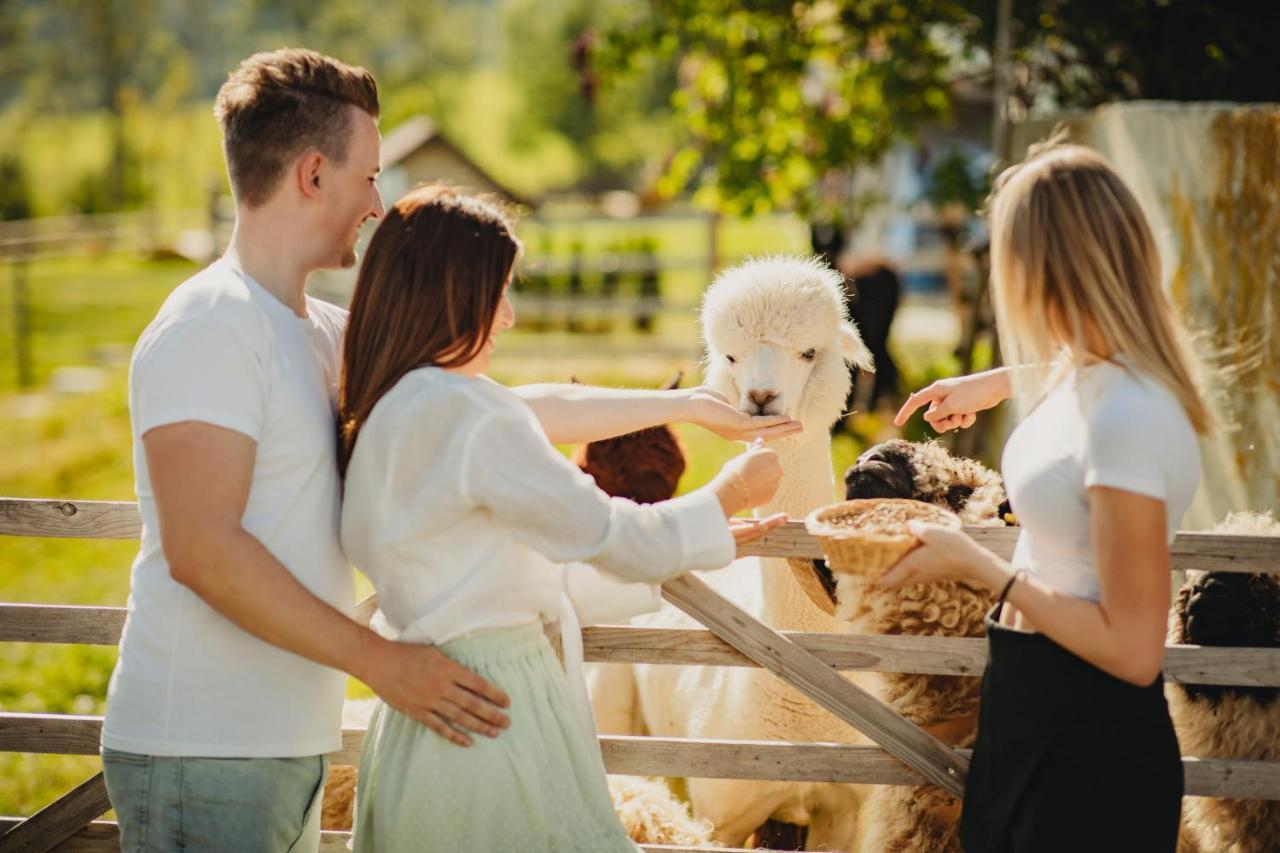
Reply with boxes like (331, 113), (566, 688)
(748, 389), (779, 411)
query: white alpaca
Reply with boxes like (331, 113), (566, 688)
(590, 255), (875, 849)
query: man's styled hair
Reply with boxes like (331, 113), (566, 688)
(214, 48), (380, 208)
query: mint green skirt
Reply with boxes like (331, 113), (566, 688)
(351, 622), (639, 853)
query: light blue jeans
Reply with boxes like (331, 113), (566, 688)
(101, 747), (328, 853)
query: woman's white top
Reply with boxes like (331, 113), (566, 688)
(1001, 360), (1200, 602)
(340, 367), (737, 647)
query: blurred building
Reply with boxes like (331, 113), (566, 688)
(845, 78), (995, 296)
(310, 114), (533, 303)
(376, 115), (531, 209)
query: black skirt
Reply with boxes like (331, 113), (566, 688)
(959, 604), (1184, 853)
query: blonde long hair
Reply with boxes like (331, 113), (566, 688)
(988, 142), (1212, 434)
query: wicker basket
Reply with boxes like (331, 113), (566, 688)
(804, 498), (962, 578)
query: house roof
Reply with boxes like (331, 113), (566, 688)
(380, 115), (534, 208)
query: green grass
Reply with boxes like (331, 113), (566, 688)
(0, 256), (197, 396)
(0, 105), (226, 217)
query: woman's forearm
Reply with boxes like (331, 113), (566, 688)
(969, 551), (1167, 686)
(513, 383), (690, 444)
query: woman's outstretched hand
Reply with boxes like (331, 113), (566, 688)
(894, 367), (1013, 433)
(729, 513), (789, 546)
(686, 386), (803, 442)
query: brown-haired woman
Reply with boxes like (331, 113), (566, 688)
(338, 184), (791, 852)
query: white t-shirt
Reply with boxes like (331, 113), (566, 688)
(340, 367), (737, 648)
(1001, 359), (1200, 602)
(102, 253), (353, 758)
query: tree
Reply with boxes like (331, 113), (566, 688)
(595, 0), (1280, 221)
(593, 1), (971, 222)
(0, 155), (33, 221)
(964, 0), (1280, 119)
(502, 0), (678, 192)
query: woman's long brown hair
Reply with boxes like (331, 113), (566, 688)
(338, 184), (520, 476)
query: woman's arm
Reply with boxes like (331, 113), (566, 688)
(893, 366), (1022, 432)
(512, 382), (802, 444)
(465, 409), (782, 584)
(880, 486), (1172, 686)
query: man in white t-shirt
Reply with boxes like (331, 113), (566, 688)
(100, 49), (513, 853)
(102, 46), (807, 853)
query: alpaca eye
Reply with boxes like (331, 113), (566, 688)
(726, 355), (736, 365)
(801, 349), (817, 361)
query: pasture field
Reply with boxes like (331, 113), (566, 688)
(0, 250), (960, 815)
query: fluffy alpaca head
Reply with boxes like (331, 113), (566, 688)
(700, 255), (872, 432)
(574, 372), (687, 505)
(1169, 511), (1280, 708)
(844, 439), (1008, 526)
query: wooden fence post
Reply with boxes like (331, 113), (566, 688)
(0, 773), (111, 853)
(660, 573), (968, 796)
(11, 248), (32, 390)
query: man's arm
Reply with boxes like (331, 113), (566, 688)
(512, 383), (803, 444)
(145, 421), (510, 746)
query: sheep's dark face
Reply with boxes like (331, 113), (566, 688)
(845, 440), (917, 501)
(845, 439), (978, 516)
(1171, 572), (1280, 706)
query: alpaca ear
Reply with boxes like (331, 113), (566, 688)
(838, 322), (874, 372)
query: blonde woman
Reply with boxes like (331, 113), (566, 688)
(889, 144), (1209, 852)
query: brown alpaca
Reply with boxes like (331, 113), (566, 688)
(836, 440), (1009, 853)
(1168, 511), (1280, 853)
(573, 372), (687, 504)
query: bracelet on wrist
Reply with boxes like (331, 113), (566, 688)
(997, 568), (1025, 603)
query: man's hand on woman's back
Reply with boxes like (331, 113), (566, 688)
(360, 641), (511, 748)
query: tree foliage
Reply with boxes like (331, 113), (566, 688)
(594, 0), (1280, 219)
(503, 0), (678, 191)
(592, 1), (970, 220)
(967, 0), (1280, 115)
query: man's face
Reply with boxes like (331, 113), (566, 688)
(316, 106), (384, 269)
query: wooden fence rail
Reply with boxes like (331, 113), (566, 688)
(5, 712), (1278, 802)
(4, 498), (1279, 575)
(5, 604), (1279, 688)
(4, 494), (1280, 853)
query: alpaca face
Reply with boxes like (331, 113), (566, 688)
(700, 256), (872, 430)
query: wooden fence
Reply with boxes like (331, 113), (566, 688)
(3, 497), (1280, 852)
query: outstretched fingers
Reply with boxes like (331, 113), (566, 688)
(746, 418), (804, 441)
(730, 513), (789, 545)
(895, 384), (946, 426)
